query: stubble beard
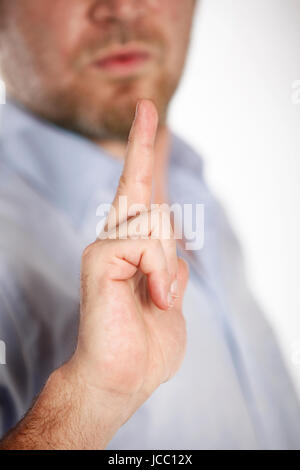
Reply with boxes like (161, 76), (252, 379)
(24, 68), (178, 143)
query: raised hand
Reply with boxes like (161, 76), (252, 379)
(70, 99), (189, 422)
(0, 100), (190, 451)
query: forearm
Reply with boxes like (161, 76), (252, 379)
(0, 362), (130, 450)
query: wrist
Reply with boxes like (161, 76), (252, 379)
(53, 358), (132, 449)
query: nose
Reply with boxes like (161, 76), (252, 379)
(90, 0), (156, 25)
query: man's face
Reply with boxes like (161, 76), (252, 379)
(0, 0), (196, 140)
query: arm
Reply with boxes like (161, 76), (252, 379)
(0, 364), (128, 450)
(0, 100), (189, 450)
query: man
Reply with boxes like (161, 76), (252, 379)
(0, 0), (299, 450)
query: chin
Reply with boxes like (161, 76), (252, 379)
(42, 73), (172, 140)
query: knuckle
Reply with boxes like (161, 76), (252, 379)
(152, 204), (171, 220)
(134, 172), (153, 187)
(118, 171), (152, 190)
(140, 140), (153, 154)
(117, 174), (129, 193)
(169, 264), (178, 280)
(180, 258), (190, 276)
(149, 238), (162, 252)
(82, 240), (107, 265)
(82, 242), (96, 261)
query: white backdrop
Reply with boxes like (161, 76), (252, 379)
(170, 0), (300, 394)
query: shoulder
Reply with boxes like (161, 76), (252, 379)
(170, 133), (204, 177)
(169, 133), (246, 276)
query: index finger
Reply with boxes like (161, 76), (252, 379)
(108, 99), (159, 228)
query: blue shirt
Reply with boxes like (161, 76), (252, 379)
(0, 100), (299, 449)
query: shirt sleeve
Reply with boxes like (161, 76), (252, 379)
(0, 246), (80, 440)
(0, 258), (36, 438)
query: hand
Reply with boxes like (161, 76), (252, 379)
(0, 100), (189, 450)
(68, 99), (189, 423)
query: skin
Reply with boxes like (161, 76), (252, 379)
(0, 0), (196, 141)
(0, 0), (196, 449)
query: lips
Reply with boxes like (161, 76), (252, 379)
(97, 50), (150, 67)
(92, 47), (152, 75)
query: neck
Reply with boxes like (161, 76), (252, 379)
(96, 125), (171, 205)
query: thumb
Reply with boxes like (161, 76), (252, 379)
(176, 257), (189, 304)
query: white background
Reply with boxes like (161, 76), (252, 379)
(170, 0), (300, 394)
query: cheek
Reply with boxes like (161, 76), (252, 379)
(157, 0), (194, 49)
(160, 0), (194, 22)
(157, 0), (194, 66)
(54, 2), (90, 56)
(32, 0), (90, 68)
(145, 0), (186, 18)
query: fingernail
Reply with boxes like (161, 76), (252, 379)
(167, 279), (178, 309)
(170, 279), (178, 296)
(167, 291), (175, 309)
(135, 100), (141, 117)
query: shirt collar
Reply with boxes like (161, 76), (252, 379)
(0, 99), (204, 230)
(0, 99), (123, 228)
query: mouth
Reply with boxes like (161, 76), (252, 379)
(92, 45), (153, 77)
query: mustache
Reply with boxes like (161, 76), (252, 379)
(74, 25), (166, 68)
